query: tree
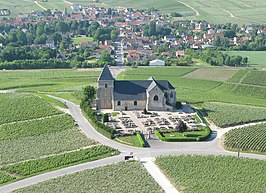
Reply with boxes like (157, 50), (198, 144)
(83, 85), (96, 102)
(103, 113), (109, 123)
(242, 57), (248, 66)
(111, 30), (118, 41)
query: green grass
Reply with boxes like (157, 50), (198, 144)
(224, 51), (266, 67)
(36, 93), (68, 109)
(156, 155), (266, 193)
(0, 0), (40, 16)
(50, 92), (82, 105)
(155, 126), (211, 141)
(72, 37), (94, 45)
(224, 123), (266, 153)
(116, 134), (144, 147)
(204, 102), (266, 127)
(1, 145), (119, 178)
(14, 162), (164, 193)
(183, 67), (238, 81)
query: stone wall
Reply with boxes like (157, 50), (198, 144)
(113, 100), (146, 111)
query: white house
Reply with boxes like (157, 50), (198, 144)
(149, 59), (165, 66)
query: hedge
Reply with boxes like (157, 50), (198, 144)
(80, 100), (116, 139)
(136, 132), (145, 147)
(154, 128), (211, 142)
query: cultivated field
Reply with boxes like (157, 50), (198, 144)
(14, 162), (164, 193)
(119, 67), (266, 107)
(0, 93), (95, 165)
(156, 155), (266, 193)
(224, 51), (266, 67)
(204, 102), (266, 127)
(183, 67), (237, 81)
(224, 124), (266, 153)
(0, 69), (100, 92)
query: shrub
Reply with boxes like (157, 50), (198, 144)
(136, 132), (145, 147)
(103, 113), (109, 123)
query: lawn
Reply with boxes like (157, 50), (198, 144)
(224, 123), (266, 153)
(224, 51), (266, 67)
(156, 155), (266, 193)
(14, 162), (164, 193)
(72, 36), (94, 45)
(116, 134), (143, 147)
(204, 102), (266, 127)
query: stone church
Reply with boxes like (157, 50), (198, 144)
(96, 65), (177, 111)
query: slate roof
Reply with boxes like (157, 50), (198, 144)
(113, 80), (175, 101)
(98, 65), (114, 81)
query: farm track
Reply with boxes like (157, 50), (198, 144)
(221, 9), (266, 24)
(0, 114), (64, 127)
(34, 1), (47, 11)
(178, 1), (199, 16)
(0, 96), (265, 192)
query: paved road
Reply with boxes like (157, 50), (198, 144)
(1, 97), (265, 193)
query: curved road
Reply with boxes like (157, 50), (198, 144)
(1, 97), (265, 193)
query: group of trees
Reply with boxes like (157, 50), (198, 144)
(186, 49), (248, 67)
(142, 21), (172, 37)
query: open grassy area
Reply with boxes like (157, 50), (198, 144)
(116, 134), (144, 147)
(14, 161), (164, 193)
(72, 37), (94, 45)
(204, 102), (266, 127)
(156, 155), (266, 193)
(224, 51), (266, 67)
(224, 123), (266, 153)
(183, 67), (237, 81)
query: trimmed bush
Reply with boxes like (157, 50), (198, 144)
(136, 132), (145, 147)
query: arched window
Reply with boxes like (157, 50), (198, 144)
(164, 92), (168, 98)
(117, 101), (121, 106)
(105, 84), (108, 88)
(170, 91), (174, 98)
(154, 95), (159, 101)
(134, 101), (137, 106)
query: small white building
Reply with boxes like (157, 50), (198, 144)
(149, 59), (165, 66)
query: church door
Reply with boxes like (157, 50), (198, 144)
(125, 106), (128, 111)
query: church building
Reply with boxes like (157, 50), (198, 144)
(96, 65), (177, 111)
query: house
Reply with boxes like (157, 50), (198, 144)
(176, 50), (185, 58)
(96, 65), (176, 111)
(149, 59), (165, 66)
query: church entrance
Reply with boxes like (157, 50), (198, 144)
(125, 106), (128, 111)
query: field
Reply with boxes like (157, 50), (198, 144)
(72, 37), (94, 45)
(0, 69), (100, 92)
(14, 162), (164, 193)
(119, 67), (266, 107)
(182, 67), (237, 81)
(1, 145), (119, 179)
(156, 155), (266, 193)
(224, 124), (266, 153)
(0, 93), (96, 165)
(224, 51), (266, 67)
(204, 102), (266, 127)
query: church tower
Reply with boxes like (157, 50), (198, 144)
(96, 65), (114, 109)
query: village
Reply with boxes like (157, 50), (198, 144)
(0, 4), (264, 67)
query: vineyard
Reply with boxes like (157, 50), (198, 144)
(0, 94), (62, 125)
(204, 102), (266, 127)
(0, 69), (99, 92)
(224, 124), (266, 153)
(241, 70), (266, 86)
(0, 172), (15, 185)
(156, 155), (266, 193)
(0, 93), (96, 165)
(14, 162), (164, 193)
(0, 145), (119, 182)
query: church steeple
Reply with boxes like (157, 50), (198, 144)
(98, 65), (114, 81)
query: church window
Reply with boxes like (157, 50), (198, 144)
(105, 84), (108, 88)
(117, 101), (121, 106)
(164, 92), (168, 98)
(154, 95), (159, 101)
(170, 91), (174, 98)
(134, 101), (137, 106)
